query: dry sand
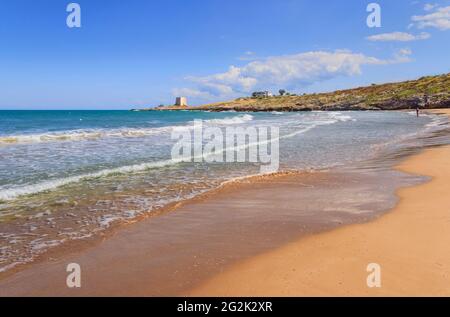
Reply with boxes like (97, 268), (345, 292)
(188, 112), (450, 296)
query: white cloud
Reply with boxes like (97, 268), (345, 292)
(174, 50), (412, 100)
(237, 51), (258, 61)
(411, 5), (450, 30)
(393, 48), (413, 63)
(171, 87), (214, 100)
(424, 3), (438, 11)
(366, 31), (430, 41)
(186, 65), (258, 96)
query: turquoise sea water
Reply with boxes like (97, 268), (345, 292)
(0, 110), (446, 272)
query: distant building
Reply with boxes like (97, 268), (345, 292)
(175, 97), (188, 107)
(252, 91), (273, 98)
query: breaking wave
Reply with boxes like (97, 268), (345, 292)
(202, 114), (254, 125)
(0, 112), (354, 201)
(0, 114), (255, 146)
(0, 126), (175, 145)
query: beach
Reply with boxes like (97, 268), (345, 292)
(2, 0), (450, 299)
(188, 110), (450, 297)
(1, 110), (432, 276)
(0, 110), (449, 296)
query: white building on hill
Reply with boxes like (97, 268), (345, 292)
(252, 91), (273, 98)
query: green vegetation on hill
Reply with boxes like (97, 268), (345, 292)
(192, 73), (450, 112)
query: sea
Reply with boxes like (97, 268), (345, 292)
(0, 109), (448, 273)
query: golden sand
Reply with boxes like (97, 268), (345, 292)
(187, 111), (450, 296)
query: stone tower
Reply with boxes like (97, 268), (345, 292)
(175, 97), (188, 107)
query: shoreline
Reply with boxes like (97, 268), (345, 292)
(187, 111), (450, 296)
(133, 73), (449, 112)
(0, 170), (307, 279)
(0, 111), (448, 296)
(1, 168), (402, 296)
(132, 107), (449, 113)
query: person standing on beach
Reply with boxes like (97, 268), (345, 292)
(416, 107), (420, 117)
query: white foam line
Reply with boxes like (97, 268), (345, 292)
(202, 114), (254, 125)
(0, 115), (254, 146)
(0, 112), (353, 201)
(0, 127), (172, 145)
(0, 158), (181, 201)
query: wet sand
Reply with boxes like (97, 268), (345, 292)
(188, 111), (450, 296)
(0, 110), (448, 296)
(0, 166), (419, 296)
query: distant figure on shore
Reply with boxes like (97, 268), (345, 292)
(416, 107), (420, 117)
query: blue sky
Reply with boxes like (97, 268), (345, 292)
(0, 0), (449, 109)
